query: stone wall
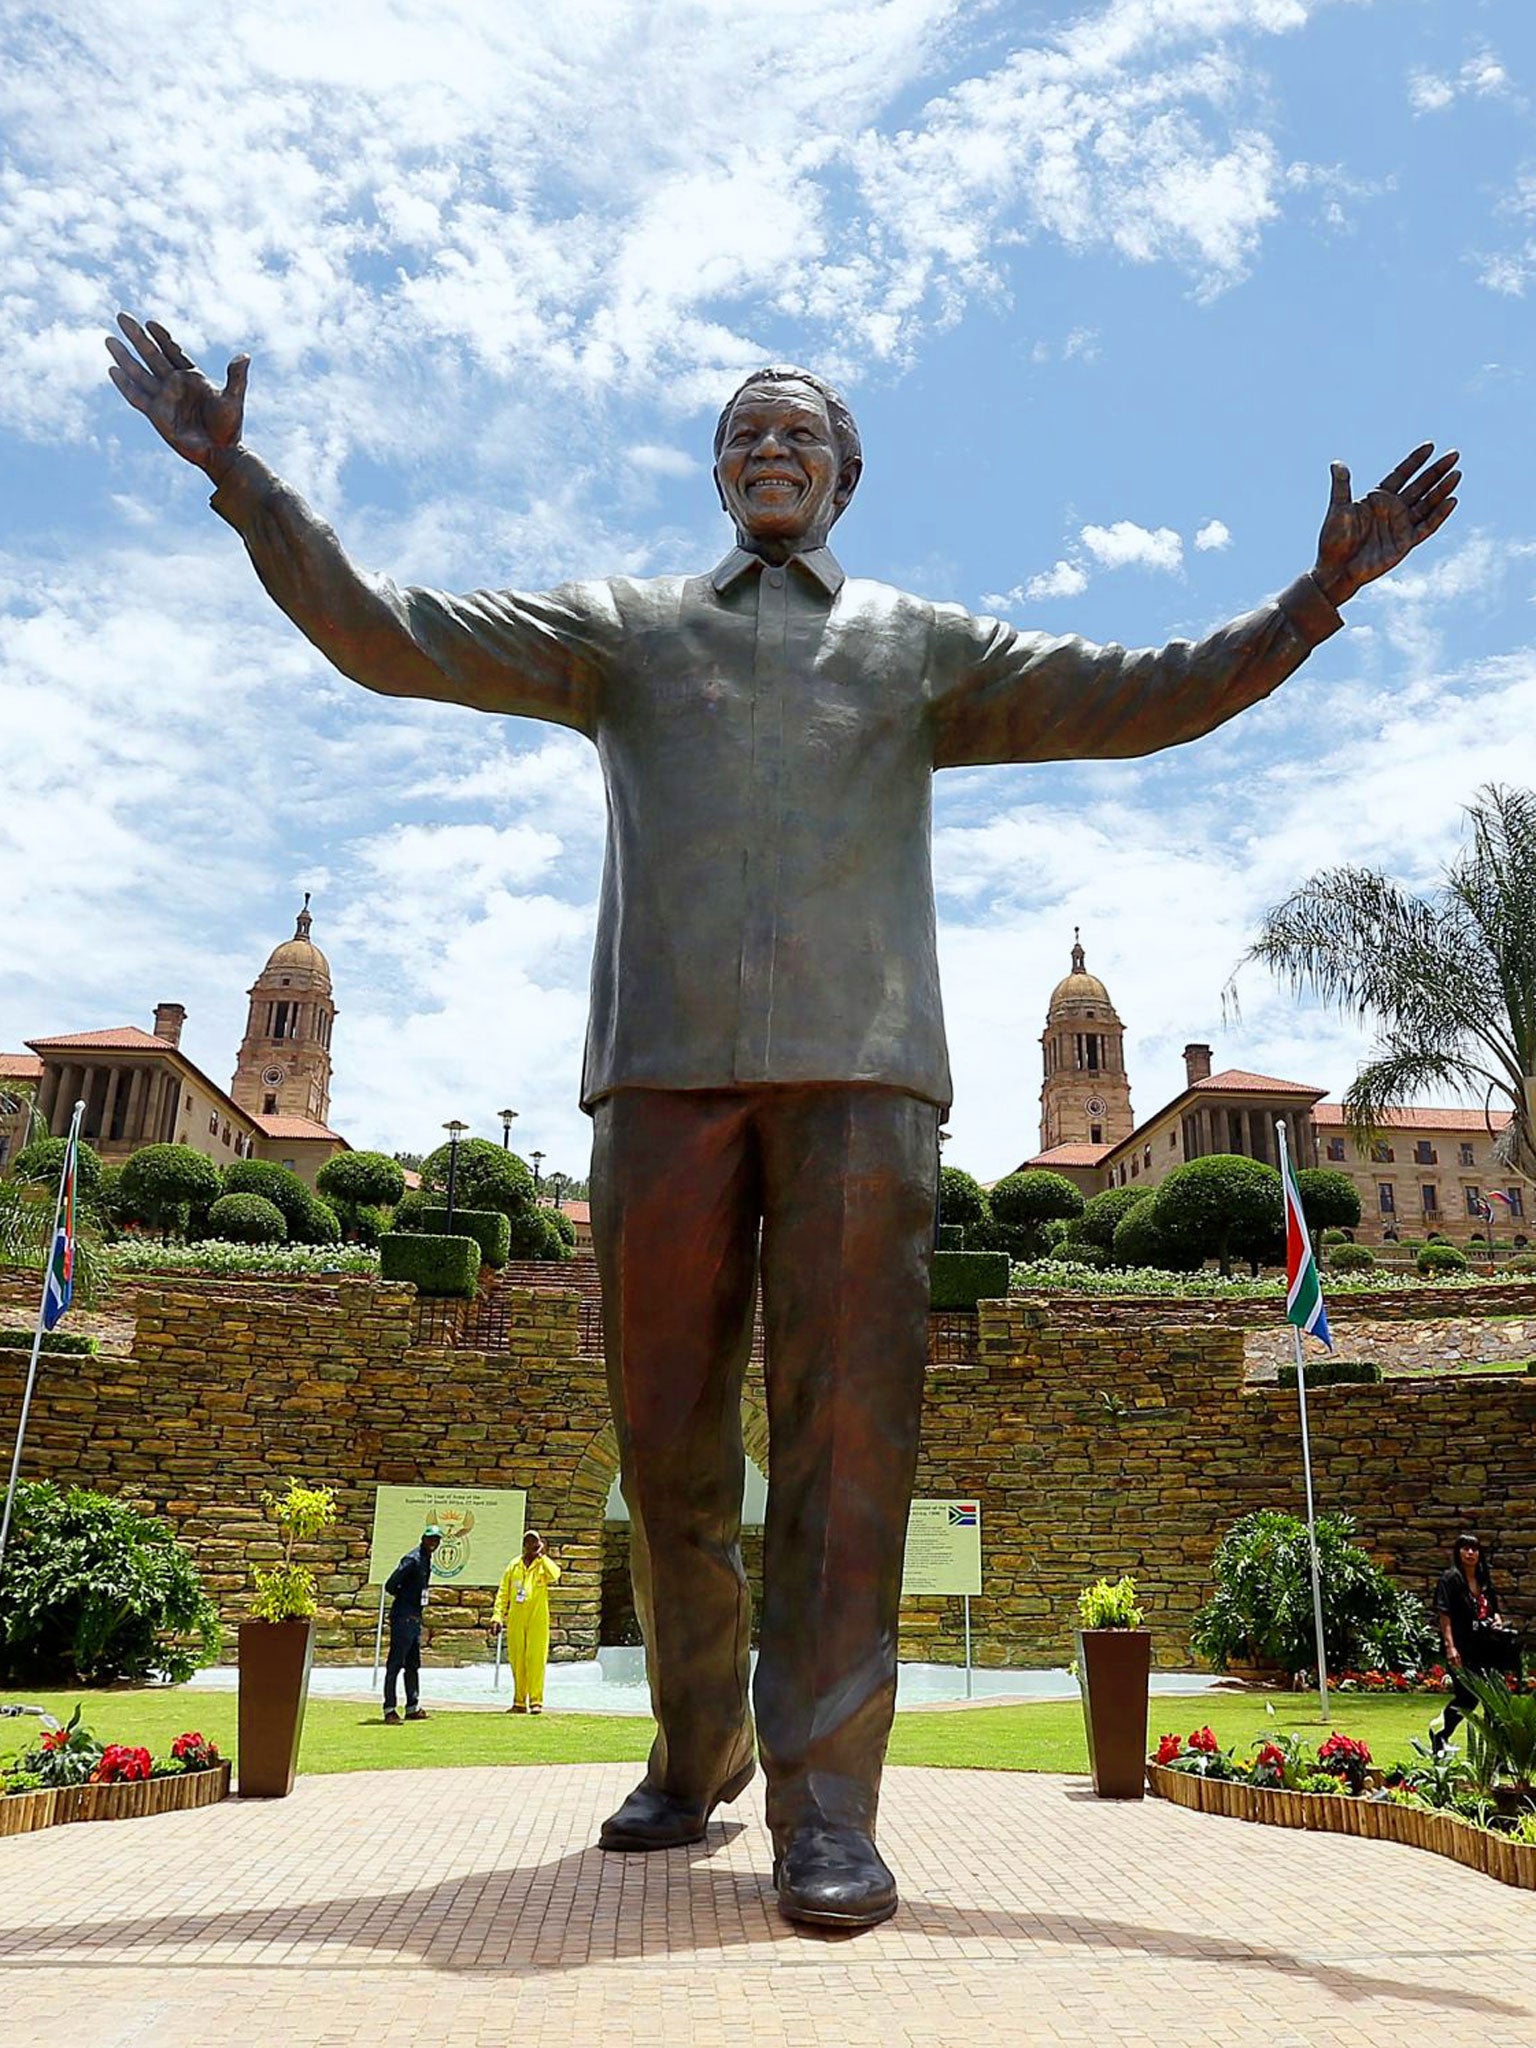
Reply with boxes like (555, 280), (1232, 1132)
(5, 1274), (1536, 1675)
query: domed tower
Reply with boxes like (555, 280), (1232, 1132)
(230, 895), (336, 1125)
(1038, 931), (1134, 1152)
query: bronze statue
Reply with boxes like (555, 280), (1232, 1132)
(107, 314), (1458, 1928)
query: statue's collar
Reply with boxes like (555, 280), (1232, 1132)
(710, 545), (845, 598)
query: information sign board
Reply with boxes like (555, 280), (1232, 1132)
(368, 1485), (526, 1588)
(901, 1497), (982, 1597)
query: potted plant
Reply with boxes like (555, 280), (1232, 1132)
(238, 1480), (337, 1798)
(1075, 1574), (1152, 1799)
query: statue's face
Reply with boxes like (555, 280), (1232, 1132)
(714, 382), (854, 551)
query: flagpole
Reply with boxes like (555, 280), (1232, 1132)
(1275, 1119), (1330, 1727)
(0, 1101), (83, 1580)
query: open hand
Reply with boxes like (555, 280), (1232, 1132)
(1313, 442), (1459, 607)
(105, 313), (249, 480)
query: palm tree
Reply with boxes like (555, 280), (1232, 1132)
(1236, 784), (1535, 1187)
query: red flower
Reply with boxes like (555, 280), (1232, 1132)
(40, 1727), (67, 1753)
(92, 1744), (152, 1784)
(1154, 1733), (1183, 1765)
(170, 1731), (220, 1769)
(1188, 1726), (1219, 1754)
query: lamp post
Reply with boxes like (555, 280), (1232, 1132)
(442, 1119), (469, 1233)
(530, 1149), (544, 1196)
(498, 1107), (518, 1151)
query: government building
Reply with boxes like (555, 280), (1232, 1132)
(2, 900), (347, 1189)
(1020, 937), (1525, 1247)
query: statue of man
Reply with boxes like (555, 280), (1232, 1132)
(106, 314), (1457, 1927)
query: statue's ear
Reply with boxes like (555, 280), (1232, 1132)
(712, 463), (729, 515)
(831, 456), (863, 522)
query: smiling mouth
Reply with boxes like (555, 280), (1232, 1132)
(745, 473), (802, 494)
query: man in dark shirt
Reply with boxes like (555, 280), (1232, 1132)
(383, 1525), (441, 1725)
(106, 312), (1458, 1927)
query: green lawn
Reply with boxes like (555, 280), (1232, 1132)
(1, 1686), (1445, 1777)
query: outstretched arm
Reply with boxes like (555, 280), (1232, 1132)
(105, 314), (611, 731)
(933, 444), (1460, 768)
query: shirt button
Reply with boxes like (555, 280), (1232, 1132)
(766, 568), (784, 588)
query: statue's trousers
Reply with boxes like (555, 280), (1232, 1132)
(591, 1084), (938, 1851)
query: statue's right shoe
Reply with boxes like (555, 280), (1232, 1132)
(597, 1757), (756, 1851)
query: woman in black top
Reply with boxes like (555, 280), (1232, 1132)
(1429, 1532), (1517, 1751)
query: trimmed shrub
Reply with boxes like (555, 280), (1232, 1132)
(1416, 1242), (1469, 1276)
(0, 1480), (220, 1685)
(0, 1328), (98, 1356)
(1321, 1227), (1350, 1245)
(1330, 1243), (1377, 1273)
(1110, 1196), (1201, 1272)
(937, 1223), (965, 1251)
(413, 1206), (512, 1269)
(378, 1231), (480, 1299)
(13, 1135), (104, 1203)
(391, 1188), (432, 1232)
(1045, 1240), (1112, 1269)
(1070, 1184), (1149, 1254)
(1508, 1253), (1536, 1275)
(937, 1166), (991, 1232)
(120, 1143), (222, 1237)
(1151, 1154), (1284, 1276)
(1276, 1357), (1382, 1388)
(1295, 1167), (1362, 1236)
(205, 1192), (287, 1245)
(548, 1207), (577, 1248)
(984, 1170), (1084, 1260)
(930, 1250), (1010, 1309)
(419, 1138), (535, 1219)
(317, 1149), (407, 1214)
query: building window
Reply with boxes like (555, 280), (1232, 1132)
(1371, 1142), (1393, 1164)
(1130, 1155), (1139, 1179)
(208, 1111), (219, 1134)
(221, 1122), (231, 1146)
(1326, 1138), (1346, 1162)
(1509, 1188), (1526, 1219)
(1421, 1184), (1438, 1216)
(1414, 1140), (1437, 1166)
(1378, 1183), (1395, 1215)
(1459, 1143), (1475, 1167)
(1143, 1145), (1152, 1170)
(1169, 1131), (1177, 1149)
(1090, 1123), (1102, 1145)
(263, 1093), (277, 1115)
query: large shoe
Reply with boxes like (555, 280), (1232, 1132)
(773, 1824), (898, 1930)
(598, 1757), (755, 1852)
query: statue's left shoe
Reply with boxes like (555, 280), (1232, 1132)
(773, 1823), (898, 1930)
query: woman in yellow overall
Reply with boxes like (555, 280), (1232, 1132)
(493, 1530), (561, 1712)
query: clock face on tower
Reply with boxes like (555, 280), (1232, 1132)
(1087, 1097), (1106, 1118)
(261, 1065), (284, 1089)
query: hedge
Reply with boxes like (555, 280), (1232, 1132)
(1276, 1357), (1382, 1388)
(929, 1250), (1011, 1310)
(411, 1206), (511, 1269)
(378, 1232), (481, 1299)
(936, 1223), (965, 1252)
(0, 1328), (99, 1356)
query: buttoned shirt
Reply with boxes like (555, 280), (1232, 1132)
(212, 453), (1342, 1110)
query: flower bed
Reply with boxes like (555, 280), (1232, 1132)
(2, 1714), (229, 1834)
(1148, 1724), (1536, 1890)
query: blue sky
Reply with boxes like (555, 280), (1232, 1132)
(1, 0), (1532, 1184)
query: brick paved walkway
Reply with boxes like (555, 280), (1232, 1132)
(2, 1765), (1533, 2047)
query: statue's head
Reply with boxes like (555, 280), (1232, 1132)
(713, 366), (862, 554)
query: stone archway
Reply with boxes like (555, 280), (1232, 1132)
(565, 1395), (772, 1653)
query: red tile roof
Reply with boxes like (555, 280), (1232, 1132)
(252, 1114), (346, 1144)
(1022, 1143), (1113, 1168)
(1314, 1101), (1513, 1132)
(0, 1053), (42, 1081)
(1191, 1069), (1324, 1098)
(560, 1199), (591, 1224)
(27, 1027), (177, 1053)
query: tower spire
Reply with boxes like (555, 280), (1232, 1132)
(1071, 926), (1085, 974)
(295, 891), (313, 940)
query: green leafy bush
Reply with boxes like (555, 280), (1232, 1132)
(984, 1170), (1084, 1259)
(13, 1136), (104, 1203)
(119, 1144), (222, 1238)
(1459, 1669), (1536, 1791)
(1192, 1510), (1434, 1678)
(936, 1223), (965, 1251)
(250, 1481), (339, 1623)
(1110, 1196), (1201, 1272)
(1070, 1184), (1149, 1255)
(409, 1206), (512, 1269)
(419, 1137), (534, 1219)
(1151, 1154), (1284, 1277)
(937, 1166), (991, 1232)
(1417, 1242), (1469, 1276)
(6, 1704), (103, 1787)
(930, 1249), (1011, 1309)
(206, 1192), (287, 1245)
(316, 1150), (407, 1235)
(1046, 1241), (1112, 1269)
(1295, 1167), (1362, 1235)
(0, 1328), (98, 1356)
(379, 1231), (480, 1298)
(1509, 1253), (1536, 1276)
(1276, 1356), (1382, 1387)
(0, 1481), (220, 1684)
(1330, 1243), (1376, 1273)
(221, 1159), (338, 1245)
(1077, 1575), (1143, 1629)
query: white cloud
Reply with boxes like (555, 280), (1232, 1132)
(1080, 520), (1185, 573)
(1409, 49), (1514, 117)
(1026, 560), (1092, 602)
(1194, 518), (1232, 551)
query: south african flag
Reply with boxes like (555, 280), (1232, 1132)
(1281, 1131), (1331, 1352)
(41, 1126), (78, 1332)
